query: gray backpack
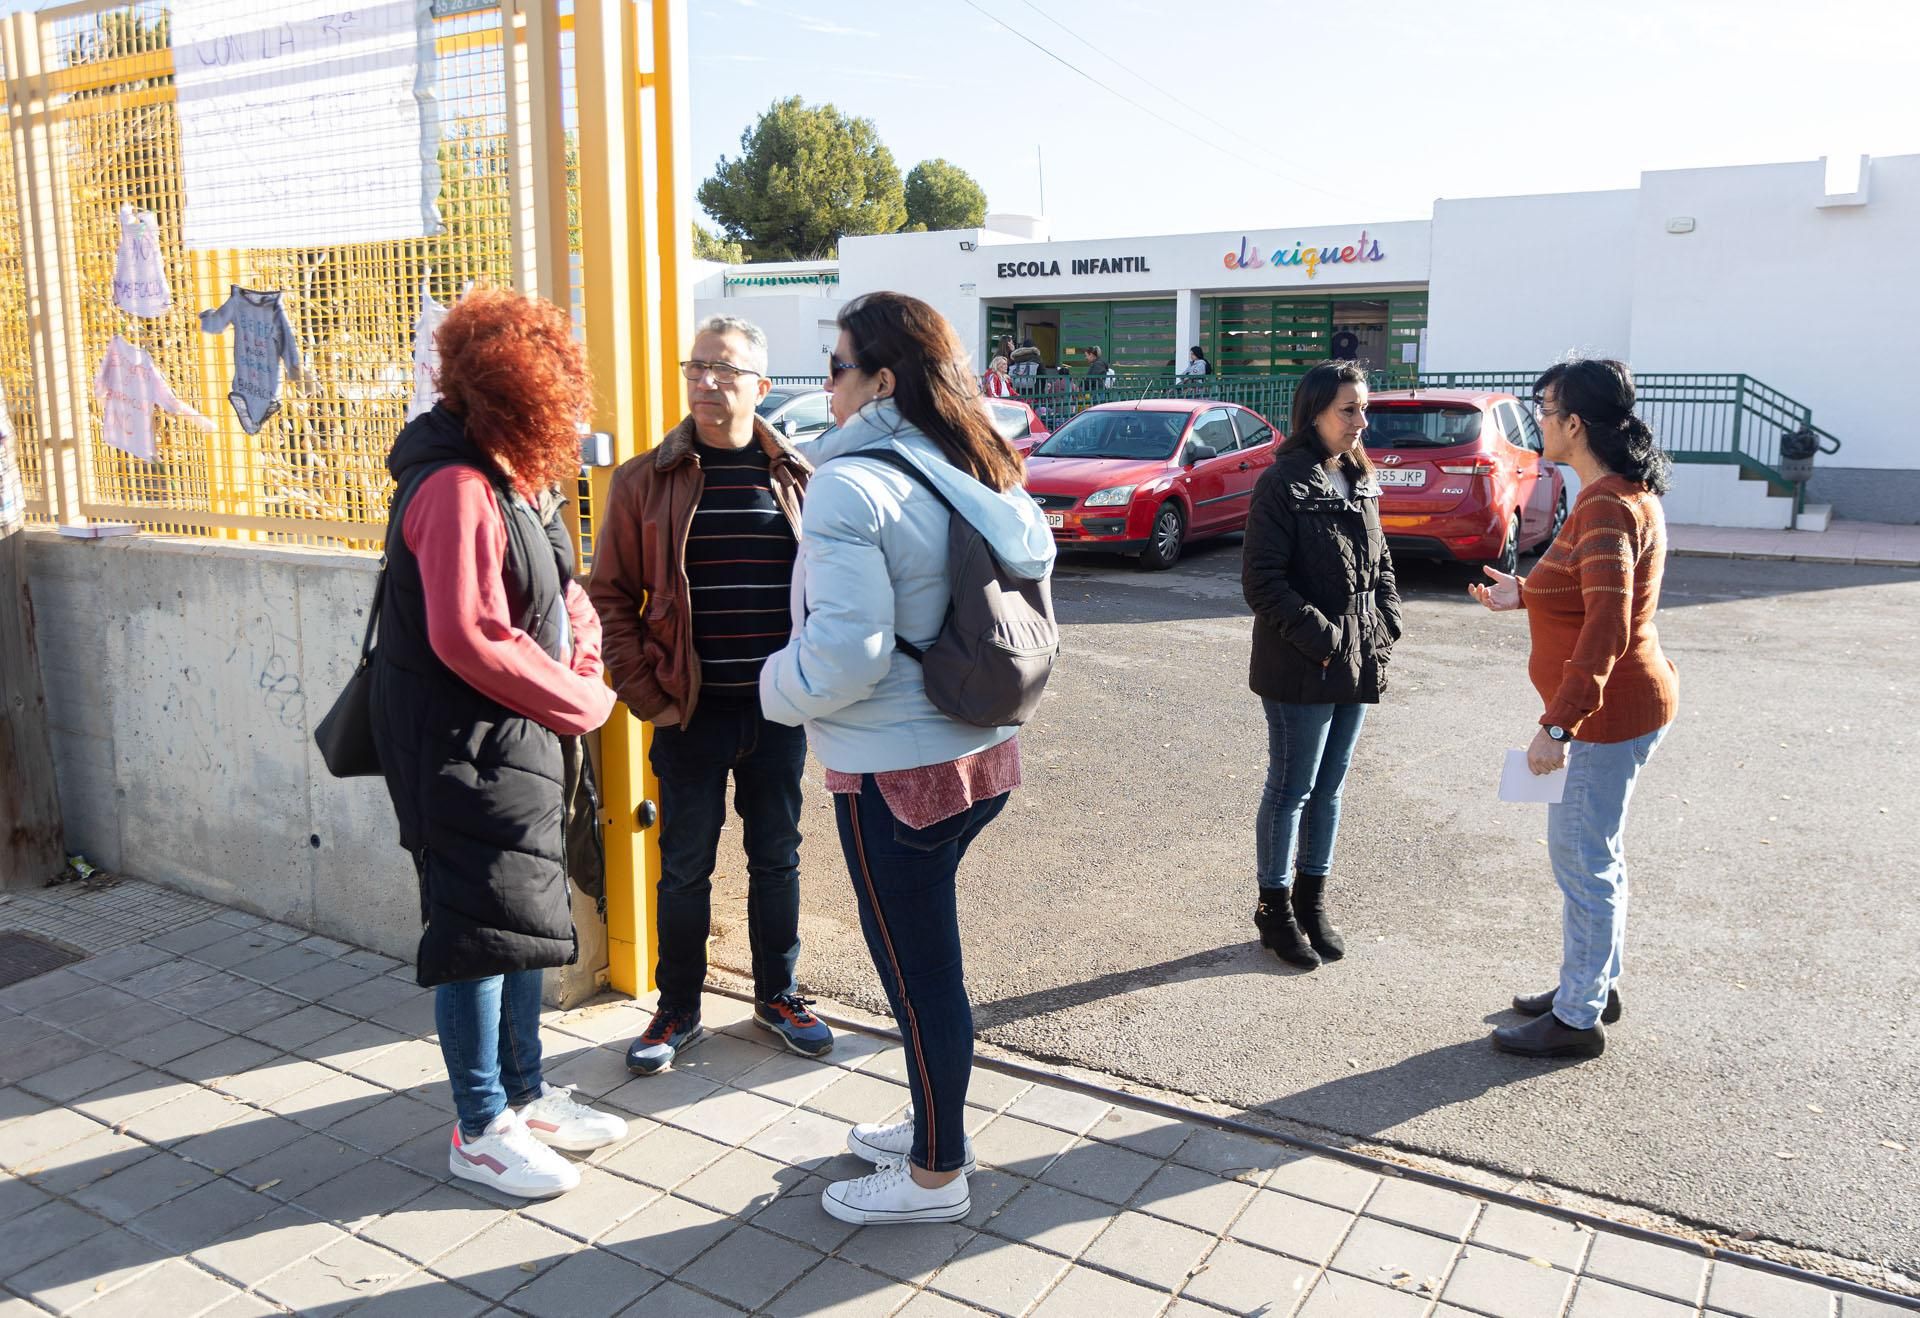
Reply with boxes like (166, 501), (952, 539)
(842, 447), (1058, 728)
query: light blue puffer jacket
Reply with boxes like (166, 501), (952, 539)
(758, 400), (1056, 772)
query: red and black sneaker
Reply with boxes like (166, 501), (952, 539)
(754, 993), (834, 1058)
(625, 1005), (703, 1076)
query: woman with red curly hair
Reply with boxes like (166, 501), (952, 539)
(370, 286), (625, 1199)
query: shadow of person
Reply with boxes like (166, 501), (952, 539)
(1258, 1036), (1588, 1141)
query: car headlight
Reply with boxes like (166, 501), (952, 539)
(1082, 485), (1136, 507)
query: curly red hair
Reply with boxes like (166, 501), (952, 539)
(433, 287), (594, 489)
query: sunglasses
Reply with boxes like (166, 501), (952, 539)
(827, 353), (862, 384)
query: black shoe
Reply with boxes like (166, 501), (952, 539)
(626, 1006), (704, 1075)
(1492, 1012), (1606, 1058)
(1512, 987), (1622, 1025)
(1290, 872), (1346, 961)
(1254, 892), (1319, 969)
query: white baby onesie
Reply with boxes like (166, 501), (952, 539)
(112, 204), (172, 317)
(407, 286), (450, 421)
(94, 334), (213, 460)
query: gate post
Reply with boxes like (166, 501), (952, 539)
(4, 11), (86, 529)
(573, 0), (690, 997)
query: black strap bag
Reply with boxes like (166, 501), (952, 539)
(313, 565), (386, 778)
(836, 448), (1058, 728)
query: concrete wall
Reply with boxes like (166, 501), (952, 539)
(26, 532), (609, 1005)
(1425, 189), (1638, 371)
(691, 293), (842, 378)
(1626, 155), (1920, 482)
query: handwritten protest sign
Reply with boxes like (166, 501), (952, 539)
(171, 0), (440, 249)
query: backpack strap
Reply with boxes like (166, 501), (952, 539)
(823, 445), (965, 663)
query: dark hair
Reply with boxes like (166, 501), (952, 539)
(1533, 358), (1670, 494)
(1281, 360), (1373, 482)
(839, 292), (1025, 492)
(1189, 345), (1207, 360)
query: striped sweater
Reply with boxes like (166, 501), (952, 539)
(1522, 475), (1679, 743)
(686, 441), (797, 706)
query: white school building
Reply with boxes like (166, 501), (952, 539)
(694, 153), (1920, 529)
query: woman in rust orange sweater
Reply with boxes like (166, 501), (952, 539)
(1470, 359), (1678, 1059)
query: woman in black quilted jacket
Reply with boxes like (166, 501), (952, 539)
(1241, 360), (1402, 968)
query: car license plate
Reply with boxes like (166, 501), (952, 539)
(1044, 513), (1064, 528)
(1375, 468), (1426, 487)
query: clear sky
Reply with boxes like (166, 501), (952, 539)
(690, 0), (1920, 239)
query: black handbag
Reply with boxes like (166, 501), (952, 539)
(314, 564), (386, 778)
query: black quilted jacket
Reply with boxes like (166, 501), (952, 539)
(1242, 445), (1403, 704)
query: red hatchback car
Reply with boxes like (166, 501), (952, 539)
(1364, 389), (1568, 574)
(1022, 399), (1279, 569)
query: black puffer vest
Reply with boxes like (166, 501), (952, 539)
(1242, 445), (1404, 705)
(371, 406), (598, 987)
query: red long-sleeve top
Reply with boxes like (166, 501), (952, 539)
(1522, 475), (1678, 742)
(403, 465), (615, 736)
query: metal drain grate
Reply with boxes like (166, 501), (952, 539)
(0, 930), (87, 989)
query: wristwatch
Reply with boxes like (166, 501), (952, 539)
(1545, 725), (1571, 743)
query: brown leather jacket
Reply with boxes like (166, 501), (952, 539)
(587, 413), (810, 724)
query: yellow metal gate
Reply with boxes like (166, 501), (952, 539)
(0, 0), (684, 996)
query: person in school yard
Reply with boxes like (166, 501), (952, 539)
(368, 286), (627, 1199)
(1008, 336), (1042, 384)
(983, 354), (1014, 398)
(589, 315), (833, 1076)
(1083, 344), (1116, 390)
(1241, 360), (1402, 969)
(760, 291), (1054, 1226)
(1185, 345), (1211, 377)
(1471, 358), (1678, 1059)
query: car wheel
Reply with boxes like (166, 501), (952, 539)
(1139, 503), (1185, 571)
(1495, 512), (1521, 577)
(1547, 485), (1569, 545)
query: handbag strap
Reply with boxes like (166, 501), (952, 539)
(356, 559), (387, 665)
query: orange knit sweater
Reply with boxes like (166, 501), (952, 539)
(1522, 475), (1679, 743)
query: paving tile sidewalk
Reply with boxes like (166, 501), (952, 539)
(1668, 520), (1920, 567)
(0, 886), (1913, 1317)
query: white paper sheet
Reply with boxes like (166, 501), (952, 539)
(1499, 748), (1567, 804)
(172, 0), (440, 249)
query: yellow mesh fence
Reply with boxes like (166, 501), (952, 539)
(11, 1), (575, 548)
(0, 45), (47, 524)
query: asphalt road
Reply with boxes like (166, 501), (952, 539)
(708, 536), (1920, 1277)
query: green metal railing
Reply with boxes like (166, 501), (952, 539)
(771, 370), (1838, 495)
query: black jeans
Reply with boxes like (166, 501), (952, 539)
(648, 702), (807, 1011)
(834, 778), (1008, 1174)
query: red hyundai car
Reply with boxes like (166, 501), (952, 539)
(1023, 399), (1279, 570)
(1364, 389), (1568, 574)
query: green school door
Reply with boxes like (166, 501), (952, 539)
(1201, 291), (1428, 378)
(990, 300), (1178, 374)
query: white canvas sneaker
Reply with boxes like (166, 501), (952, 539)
(518, 1082), (628, 1152)
(847, 1110), (977, 1175)
(821, 1157), (970, 1226)
(448, 1109), (581, 1198)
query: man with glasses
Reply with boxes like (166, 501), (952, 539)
(589, 315), (831, 1075)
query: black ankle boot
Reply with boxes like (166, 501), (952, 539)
(1255, 891), (1319, 968)
(1290, 872), (1346, 961)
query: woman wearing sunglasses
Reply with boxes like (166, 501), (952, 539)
(1471, 358), (1678, 1058)
(760, 292), (1055, 1226)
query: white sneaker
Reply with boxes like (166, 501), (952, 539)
(822, 1157), (970, 1226)
(448, 1109), (581, 1199)
(519, 1082), (628, 1152)
(847, 1110), (977, 1175)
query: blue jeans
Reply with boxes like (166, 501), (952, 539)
(649, 703), (807, 1012)
(1549, 726), (1669, 1029)
(1256, 699), (1368, 891)
(834, 780), (1008, 1174)
(436, 969), (545, 1139)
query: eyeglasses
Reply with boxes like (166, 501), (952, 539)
(1530, 400), (1565, 421)
(826, 354), (862, 384)
(680, 359), (760, 384)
